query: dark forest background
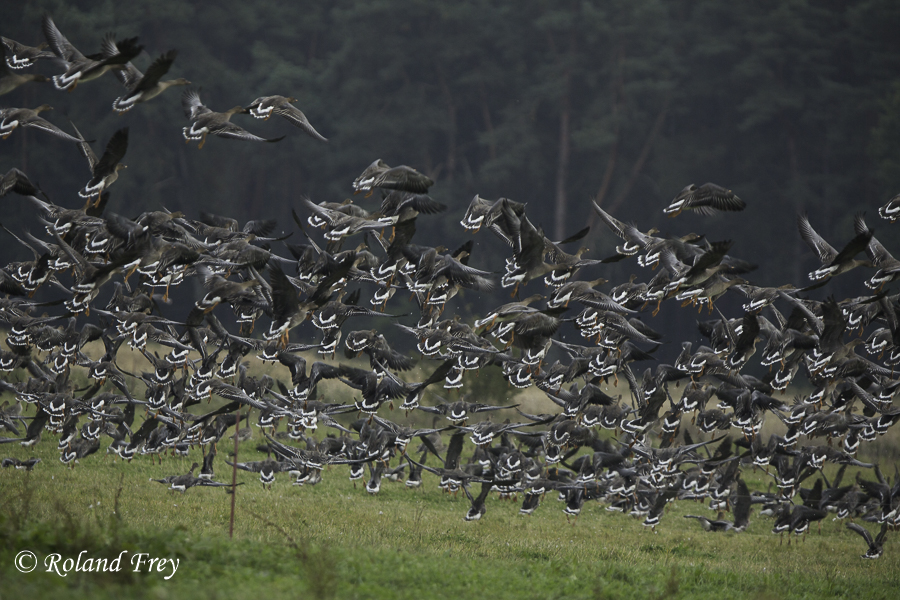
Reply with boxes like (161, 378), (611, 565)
(3, 0), (900, 363)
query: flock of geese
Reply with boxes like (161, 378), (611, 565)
(2, 16), (900, 562)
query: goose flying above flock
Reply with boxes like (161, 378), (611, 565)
(41, 15), (143, 92)
(182, 89), (287, 149)
(2, 14), (900, 562)
(2, 35), (54, 70)
(109, 47), (190, 113)
(0, 43), (50, 96)
(0, 104), (82, 142)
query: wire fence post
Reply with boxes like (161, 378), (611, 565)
(229, 408), (241, 538)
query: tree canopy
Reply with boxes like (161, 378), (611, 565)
(3, 0), (900, 326)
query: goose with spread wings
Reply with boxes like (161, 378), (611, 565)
(846, 522), (888, 559)
(0, 44), (49, 95)
(352, 159), (434, 195)
(42, 15), (142, 91)
(182, 89), (285, 149)
(224, 458), (294, 489)
(0, 105), (82, 142)
(108, 47), (190, 113)
(2, 35), (53, 70)
(151, 461), (239, 493)
(74, 125), (129, 204)
(797, 213), (872, 282)
(245, 95), (327, 141)
(664, 183), (746, 217)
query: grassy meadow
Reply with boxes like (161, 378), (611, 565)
(2, 398), (899, 600)
(1, 345), (899, 599)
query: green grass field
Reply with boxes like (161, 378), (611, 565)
(2, 418), (899, 600)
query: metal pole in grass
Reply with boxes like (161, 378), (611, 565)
(229, 408), (241, 538)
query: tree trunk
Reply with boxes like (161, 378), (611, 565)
(479, 82), (497, 161)
(787, 128), (802, 286)
(606, 95), (671, 215)
(588, 43), (623, 235)
(554, 74), (571, 241)
(437, 65), (456, 183)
